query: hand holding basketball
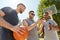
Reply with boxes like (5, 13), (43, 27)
(13, 26), (29, 40)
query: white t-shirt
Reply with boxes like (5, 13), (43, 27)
(44, 19), (59, 40)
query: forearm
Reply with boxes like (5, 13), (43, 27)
(23, 21), (38, 31)
(27, 21), (38, 31)
(0, 17), (14, 31)
(52, 26), (59, 31)
(23, 19), (40, 31)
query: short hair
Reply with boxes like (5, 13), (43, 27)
(29, 10), (34, 14)
(17, 3), (26, 8)
(45, 12), (49, 14)
(43, 12), (49, 16)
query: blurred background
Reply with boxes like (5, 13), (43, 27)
(0, 0), (60, 40)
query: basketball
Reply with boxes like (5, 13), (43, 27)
(13, 26), (29, 40)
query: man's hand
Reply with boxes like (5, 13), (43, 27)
(47, 10), (53, 20)
(36, 19), (41, 24)
(37, 19), (44, 24)
(13, 26), (29, 40)
(48, 23), (53, 30)
(11, 26), (25, 35)
(48, 10), (53, 16)
(40, 19), (44, 25)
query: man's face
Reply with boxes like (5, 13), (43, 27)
(29, 12), (35, 19)
(18, 5), (26, 13)
(43, 13), (49, 20)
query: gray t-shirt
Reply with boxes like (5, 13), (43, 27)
(44, 19), (59, 40)
(23, 18), (39, 40)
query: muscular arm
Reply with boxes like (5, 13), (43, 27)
(51, 25), (60, 31)
(49, 24), (59, 31)
(0, 10), (14, 31)
(23, 19), (39, 31)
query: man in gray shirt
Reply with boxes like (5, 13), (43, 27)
(23, 11), (39, 40)
(43, 12), (60, 40)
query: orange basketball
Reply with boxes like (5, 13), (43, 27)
(13, 26), (29, 40)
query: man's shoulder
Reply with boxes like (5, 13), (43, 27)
(49, 19), (54, 22)
(48, 19), (56, 24)
(1, 7), (12, 10)
(1, 7), (15, 13)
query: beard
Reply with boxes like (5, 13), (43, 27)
(20, 10), (23, 13)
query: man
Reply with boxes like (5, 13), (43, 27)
(0, 3), (41, 40)
(23, 11), (40, 40)
(43, 11), (59, 40)
(0, 3), (26, 40)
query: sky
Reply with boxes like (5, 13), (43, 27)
(0, 0), (40, 22)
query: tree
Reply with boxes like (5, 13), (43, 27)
(38, 0), (60, 26)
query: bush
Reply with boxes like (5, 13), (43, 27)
(52, 13), (60, 26)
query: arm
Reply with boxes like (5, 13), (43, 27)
(0, 10), (16, 32)
(0, 10), (29, 36)
(23, 19), (40, 31)
(49, 20), (60, 31)
(50, 25), (60, 31)
(53, 21), (60, 31)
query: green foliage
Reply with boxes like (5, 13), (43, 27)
(53, 13), (60, 26)
(38, 0), (60, 26)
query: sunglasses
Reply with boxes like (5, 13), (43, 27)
(31, 13), (35, 16)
